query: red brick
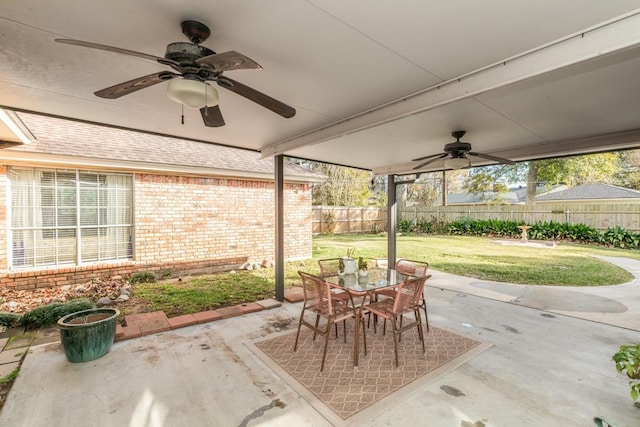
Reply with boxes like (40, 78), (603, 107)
(217, 305), (244, 319)
(192, 310), (223, 324)
(116, 324), (141, 341)
(238, 302), (263, 315)
(168, 314), (198, 330)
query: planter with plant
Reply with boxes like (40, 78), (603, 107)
(343, 247), (357, 275)
(338, 258), (345, 275)
(358, 257), (368, 277)
(612, 342), (640, 407)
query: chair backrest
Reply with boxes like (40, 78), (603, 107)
(392, 276), (427, 314)
(395, 259), (429, 277)
(298, 271), (334, 312)
(317, 258), (343, 276)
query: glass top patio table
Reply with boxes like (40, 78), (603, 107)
(321, 267), (414, 367)
(322, 268), (413, 293)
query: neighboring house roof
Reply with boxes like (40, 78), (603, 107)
(0, 112), (323, 181)
(445, 191), (520, 205)
(535, 183), (640, 201)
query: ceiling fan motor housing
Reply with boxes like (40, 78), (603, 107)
(444, 141), (471, 154)
(165, 42), (215, 65)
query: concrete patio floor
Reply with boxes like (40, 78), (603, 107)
(1, 258), (640, 426)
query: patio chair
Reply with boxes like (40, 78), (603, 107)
(390, 259), (431, 331)
(318, 258), (352, 304)
(365, 275), (427, 367)
(294, 271), (366, 372)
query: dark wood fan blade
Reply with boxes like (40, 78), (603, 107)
(200, 105), (225, 127)
(196, 51), (262, 72)
(216, 77), (295, 118)
(413, 153), (448, 170)
(412, 152), (446, 162)
(468, 151), (515, 164)
(55, 39), (180, 68)
(94, 72), (179, 99)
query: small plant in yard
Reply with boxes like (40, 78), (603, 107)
(129, 271), (156, 284)
(338, 258), (345, 274)
(613, 343), (640, 404)
(18, 299), (94, 330)
(0, 312), (20, 328)
(358, 257), (368, 271)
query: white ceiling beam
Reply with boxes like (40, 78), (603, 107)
(373, 128), (640, 175)
(261, 11), (640, 159)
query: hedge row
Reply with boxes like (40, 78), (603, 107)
(0, 299), (95, 330)
(399, 217), (640, 249)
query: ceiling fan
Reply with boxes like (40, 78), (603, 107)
(55, 20), (296, 127)
(412, 131), (515, 170)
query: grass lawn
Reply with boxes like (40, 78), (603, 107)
(122, 234), (640, 317)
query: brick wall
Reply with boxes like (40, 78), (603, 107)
(0, 168), (313, 289)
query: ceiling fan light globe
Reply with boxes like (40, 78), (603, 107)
(444, 157), (469, 170)
(167, 79), (219, 109)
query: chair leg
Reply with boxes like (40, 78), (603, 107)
(343, 319), (347, 343)
(313, 314), (320, 340)
(422, 302), (429, 331)
(361, 313), (368, 356)
(415, 310), (426, 353)
(390, 316), (400, 368)
(293, 310), (305, 352)
(320, 322), (332, 372)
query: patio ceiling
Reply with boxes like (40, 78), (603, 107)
(2, 1), (640, 175)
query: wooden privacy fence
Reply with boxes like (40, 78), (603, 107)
(312, 206), (387, 234)
(313, 202), (640, 234)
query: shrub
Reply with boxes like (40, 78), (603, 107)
(0, 312), (20, 328)
(129, 271), (156, 284)
(397, 219), (412, 233)
(18, 299), (94, 330)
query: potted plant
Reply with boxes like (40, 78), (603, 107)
(612, 342), (640, 407)
(338, 258), (345, 275)
(57, 308), (120, 363)
(358, 257), (368, 277)
(343, 247), (357, 275)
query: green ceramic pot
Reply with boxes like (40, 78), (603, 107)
(57, 308), (119, 363)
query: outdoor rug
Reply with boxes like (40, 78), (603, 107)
(249, 322), (491, 425)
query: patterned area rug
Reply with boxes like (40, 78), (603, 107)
(251, 322), (488, 423)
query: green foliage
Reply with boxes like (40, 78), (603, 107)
(18, 299), (95, 329)
(602, 226), (640, 249)
(612, 343), (640, 402)
(129, 271), (156, 284)
(447, 218), (520, 237)
(0, 368), (19, 385)
(158, 269), (173, 280)
(448, 219), (640, 249)
(398, 219), (412, 233)
(0, 312), (20, 328)
(358, 257), (368, 270)
(397, 217), (438, 234)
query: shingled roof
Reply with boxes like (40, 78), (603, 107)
(535, 183), (640, 201)
(0, 112), (322, 180)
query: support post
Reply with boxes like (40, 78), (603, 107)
(387, 174), (397, 267)
(275, 155), (285, 302)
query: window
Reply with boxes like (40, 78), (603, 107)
(10, 168), (133, 269)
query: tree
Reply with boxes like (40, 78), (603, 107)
(464, 151), (626, 204)
(296, 162), (373, 206)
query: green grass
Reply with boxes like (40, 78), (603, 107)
(314, 234), (638, 286)
(123, 233), (640, 316)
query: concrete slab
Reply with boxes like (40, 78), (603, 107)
(0, 348), (25, 365)
(0, 362), (19, 379)
(3, 334), (34, 350)
(1, 293), (639, 426)
(256, 298), (282, 310)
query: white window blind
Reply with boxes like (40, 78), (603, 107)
(10, 168), (133, 269)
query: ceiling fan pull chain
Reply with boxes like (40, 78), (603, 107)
(181, 104), (184, 125)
